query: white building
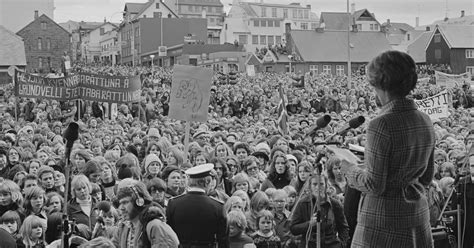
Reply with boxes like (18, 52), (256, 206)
(81, 22), (118, 63)
(100, 29), (120, 65)
(0, 0), (54, 32)
(221, 0), (318, 52)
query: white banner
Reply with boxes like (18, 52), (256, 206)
(435, 71), (471, 88)
(414, 90), (450, 121)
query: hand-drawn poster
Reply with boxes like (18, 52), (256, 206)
(169, 65), (213, 122)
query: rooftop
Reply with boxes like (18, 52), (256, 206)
(0, 25), (26, 66)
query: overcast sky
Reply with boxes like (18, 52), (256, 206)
(54, 0), (473, 27)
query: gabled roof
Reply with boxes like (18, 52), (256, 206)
(183, 43), (245, 55)
(320, 9), (379, 31)
(246, 53), (262, 65)
(0, 25), (26, 66)
(178, 0), (223, 7)
(131, 0), (179, 21)
(91, 22), (118, 32)
(430, 25), (474, 48)
(382, 22), (414, 34)
(239, 2), (258, 18)
(407, 31), (432, 63)
(17, 14), (70, 35)
(290, 30), (391, 62)
(124, 2), (146, 13)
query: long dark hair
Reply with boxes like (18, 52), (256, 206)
(267, 152), (291, 182)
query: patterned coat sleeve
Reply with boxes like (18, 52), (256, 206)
(343, 117), (392, 195)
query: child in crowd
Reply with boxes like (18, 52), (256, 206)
(232, 190), (251, 212)
(251, 210), (281, 248)
(1, 210), (21, 240)
(271, 189), (293, 245)
(45, 192), (63, 214)
(283, 186), (297, 212)
(19, 215), (47, 248)
(102, 206), (119, 239)
(245, 191), (270, 235)
(224, 196), (246, 214)
(264, 188), (276, 211)
(227, 210), (254, 248)
(90, 183), (103, 202)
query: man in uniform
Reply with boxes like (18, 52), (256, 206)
(166, 163), (229, 248)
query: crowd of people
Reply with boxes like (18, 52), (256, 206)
(0, 54), (472, 248)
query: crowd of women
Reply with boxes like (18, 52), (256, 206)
(0, 61), (472, 247)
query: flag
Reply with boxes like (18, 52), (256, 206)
(276, 84), (289, 136)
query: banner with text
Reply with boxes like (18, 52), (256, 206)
(14, 70), (141, 103)
(414, 90), (450, 121)
(435, 71), (471, 88)
(169, 65), (213, 122)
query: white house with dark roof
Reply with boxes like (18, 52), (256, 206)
(320, 5), (381, 32)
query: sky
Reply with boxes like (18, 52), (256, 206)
(54, 0), (473, 27)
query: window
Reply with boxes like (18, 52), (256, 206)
(154, 12), (162, 18)
(41, 21), (47, 30)
(301, 22), (308, 30)
(466, 49), (474, 58)
(47, 57), (51, 67)
(254, 20), (259, 27)
(261, 20), (266, 27)
(135, 27), (139, 37)
(260, 35), (266, 45)
(434, 33), (441, 43)
(357, 24), (362, 31)
(268, 20), (273, 27)
(298, 9), (303, 19)
(100, 27), (105, 35)
(310, 65), (318, 74)
(46, 38), (51, 50)
(156, 3), (160, 8)
(188, 5), (193, 12)
(268, 36), (274, 45)
(238, 35), (248, 44)
(208, 7), (213, 13)
(407, 34), (411, 41)
(252, 35), (259, 44)
(304, 10), (309, 19)
(374, 24), (379, 30)
(261, 7), (267, 17)
(311, 23), (318, 30)
(336, 65), (345, 76)
(292, 9), (297, 18)
(38, 57), (43, 68)
(323, 65), (331, 74)
(195, 6), (201, 12)
(435, 49), (442, 59)
(37, 38), (42, 50)
(272, 8), (277, 17)
(209, 17), (214, 23)
(467, 66), (474, 75)
(274, 21), (280, 27)
(202, 7), (206, 12)
(370, 24), (374, 30)
(276, 36), (281, 44)
(283, 9), (288, 18)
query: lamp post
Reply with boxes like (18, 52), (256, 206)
(347, 0), (352, 88)
(288, 55), (293, 73)
(150, 54), (155, 67)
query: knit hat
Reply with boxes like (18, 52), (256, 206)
(144, 154), (162, 171)
(252, 142), (271, 161)
(147, 128), (161, 138)
(161, 166), (181, 180)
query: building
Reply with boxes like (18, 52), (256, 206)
(320, 4), (381, 32)
(59, 21), (104, 62)
(100, 29), (120, 65)
(16, 11), (71, 73)
(255, 23), (391, 74)
(406, 30), (433, 64)
(176, 43), (246, 72)
(0, 25), (26, 85)
(120, 17), (207, 66)
(426, 25), (474, 75)
(164, 0), (224, 44)
(123, 0), (179, 21)
(380, 20), (414, 50)
(81, 22), (118, 63)
(222, 0), (319, 52)
(0, 0), (54, 33)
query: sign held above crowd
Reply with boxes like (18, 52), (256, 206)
(14, 70), (141, 103)
(435, 71), (472, 88)
(414, 90), (450, 121)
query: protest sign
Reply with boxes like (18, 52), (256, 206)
(14, 70), (141, 103)
(414, 90), (450, 121)
(435, 71), (471, 88)
(169, 65), (213, 122)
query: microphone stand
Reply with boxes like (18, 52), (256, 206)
(314, 163), (322, 248)
(62, 147), (72, 248)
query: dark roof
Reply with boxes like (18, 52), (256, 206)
(183, 43), (245, 55)
(178, 0), (223, 7)
(433, 25), (474, 48)
(0, 25), (26, 66)
(124, 2), (146, 13)
(291, 30), (391, 62)
(17, 14), (70, 35)
(240, 2), (258, 18)
(320, 9), (379, 31)
(407, 31), (432, 63)
(131, 0), (179, 21)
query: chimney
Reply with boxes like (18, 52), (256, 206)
(285, 22), (292, 53)
(34, 10), (39, 20)
(416, 17), (419, 27)
(351, 3), (355, 14)
(386, 19), (390, 25)
(426, 26), (430, 31)
(104, 17), (107, 23)
(306, 4), (311, 9)
(461, 10), (465, 17)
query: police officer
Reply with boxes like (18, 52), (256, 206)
(166, 163), (229, 248)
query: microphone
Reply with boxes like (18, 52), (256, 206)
(306, 115), (331, 137)
(63, 122), (79, 160)
(333, 116), (365, 137)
